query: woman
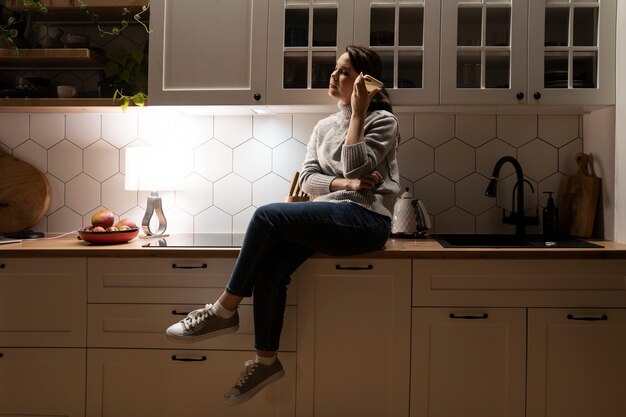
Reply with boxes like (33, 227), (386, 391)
(166, 45), (400, 406)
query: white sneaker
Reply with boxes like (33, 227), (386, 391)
(165, 304), (239, 343)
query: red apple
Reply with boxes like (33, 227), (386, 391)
(92, 226), (106, 232)
(82, 225), (93, 231)
(106, 226), (119, 232)
(91, 209), (115, 228)
(115, 218), (138, 230)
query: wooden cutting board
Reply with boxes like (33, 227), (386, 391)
(0, 149), (50, 234)
(557, 152), (601, 238)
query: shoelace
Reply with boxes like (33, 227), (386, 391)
(182, 304), (213, 330)
(236, 360), (258, 387)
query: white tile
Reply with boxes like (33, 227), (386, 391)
(538, 115), (580, 148)
(195, 139), (233, 181)
(253, 114), (292, 148)
(518, 139), (558, 181)
(84, 139), (120, 182)
(44, 174), (64, 215)
(434, 139), (475, 182)
(557, 138), (583, 176)
(194, 207), (232, 234)
(138, 112), (177, 147)
(397, 139), (433, 181)
(233, 206), (256, 233)
(496, 174), (538, 213)
(434, 207), (475, 234)
(13, 140), (47, 174)
(0, 114), (29, 148)
(272, 138), (307, 180)
(476, 206), (515, 234)
(456, 115), (496, 147)
(47, 206), (82, 233)
(414, 114), (454, 148)
(161, 206), (193, 234)
(215, 115), (252, 148)
(497, 114), (537, 148)
(396, 113), (414, 143)
(398, 178), (414, 196)
(538, 173), (565, 207)
(214, 173), (252, 215)
(175, 114), (213, 148)
(66, 174), (100, 215)
(414, 173), (455, 215)
(66, 114), (101, 148)
(119, 206), (146, 228)
(102, 173), (137, 215)
(176, 173), (213, 215)
(233, 139), (272, 181)
(253, 173), (290, 206)
(30, 114), (65, 149)
(48, 140), (82, 182)
(476, 138), (516, 177)
(455, 173), (496, 215)
(293, 114), (328, 145)
(102, 113), (138, 148)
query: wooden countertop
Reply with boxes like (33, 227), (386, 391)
(1, 233), (626, 259)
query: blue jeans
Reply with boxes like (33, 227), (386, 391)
(225, 201), (391, 351)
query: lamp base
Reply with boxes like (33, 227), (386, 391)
(142, 192), (168, 236)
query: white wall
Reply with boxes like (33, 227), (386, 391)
(614, 0), (626, 243)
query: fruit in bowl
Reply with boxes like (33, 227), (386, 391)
(79, 212), (139, 244)
(91, 208), (115, 228)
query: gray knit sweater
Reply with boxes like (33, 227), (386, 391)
(299, 103), (401, 219)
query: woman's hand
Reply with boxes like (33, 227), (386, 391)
(331, 171), (384, 192)
(351, 73), (379, 117)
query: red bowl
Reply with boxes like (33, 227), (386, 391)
(78, 228), (139, 244)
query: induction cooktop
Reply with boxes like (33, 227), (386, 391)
(141, 233), (245, 247)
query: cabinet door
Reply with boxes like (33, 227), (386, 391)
(296, 259), (411, 417)
(440, 0), (528, 104)
(0, 258), (86, 347)
(86, 348), (296, 417)
(0, 348), (86, 417)
(528, 0), (616, 105)
(411, 307), (526, 417)
(266, 0), (354, 104)
(148, 0), (269, 105)
(353, 0), (440, 105)
(527, 308), (626, 417)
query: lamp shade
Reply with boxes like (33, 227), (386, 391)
(125, 146), (184, 191)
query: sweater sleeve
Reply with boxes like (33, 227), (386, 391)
(299, 124), (337, 195)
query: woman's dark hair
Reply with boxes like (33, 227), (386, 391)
(345, 45), (393, 113)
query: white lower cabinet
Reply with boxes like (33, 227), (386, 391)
(410, 307), (526, 417)
(0, 348), (86, 417)
(296, 259), (412, 417)
(86, 349), (297, 417)
(527, 308), (626, 417)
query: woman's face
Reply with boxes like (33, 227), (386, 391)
(329, 52), (358, 105)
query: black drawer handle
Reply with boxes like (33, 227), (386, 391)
(0, 352), (3, 358)
(171, 355), (207, 362)
(335, 264), (373, 271)
(172, 263), (208, 269)
(0, 263), (5, 269)
(567, 314), (608, 321)
(449, 313), (489, 320)
(171, 310), (190, 316)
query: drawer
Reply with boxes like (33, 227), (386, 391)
(88, 257), (298, 305)
(87, 304), (297, 351)
(0, 258), (86, 347)
(413, 259), (626, 307)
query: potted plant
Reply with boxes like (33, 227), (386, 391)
(100, 44), (148, 110)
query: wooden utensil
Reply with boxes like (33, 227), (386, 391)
(288, 171), (299, 197)
(557, 152), (601, 238)
(0, 149), (50, 234)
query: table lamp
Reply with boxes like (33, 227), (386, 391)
(125, 146), (184, 237)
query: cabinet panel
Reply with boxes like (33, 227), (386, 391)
(86, 348), (296, 417)
(87, 303), (297, 351)
(0, 258), (86, 347)
(148, 0), (269, 105)
(296, 259), (411, 417)
(410, 307), (526, 417)
(0, 348), (86, 417)
(527, 308), (626, 417)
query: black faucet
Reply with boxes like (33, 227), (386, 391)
(485, 156), (538, 236)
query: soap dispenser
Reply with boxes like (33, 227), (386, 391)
(543, 191), (559, 239)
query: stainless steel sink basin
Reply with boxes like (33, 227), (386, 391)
(432, 234), (603, 248)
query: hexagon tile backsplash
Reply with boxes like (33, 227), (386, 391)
(0, 111), (583, 235)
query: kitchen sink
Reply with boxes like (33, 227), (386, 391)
(432, 234), (603, 248)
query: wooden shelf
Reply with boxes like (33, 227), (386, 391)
(0, 48), (105, 68)
(4, 0), (150, 22)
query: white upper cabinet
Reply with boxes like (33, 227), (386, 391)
(528, 0), (616, 105)
(148, 0), (269, 105)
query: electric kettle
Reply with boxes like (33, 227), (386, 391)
(391, 187), (431, 237)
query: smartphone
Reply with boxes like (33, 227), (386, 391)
(363, 74), (384, 92)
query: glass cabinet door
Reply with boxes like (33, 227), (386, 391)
(440, 0), (528, 105)
(267, 0), (354, 104)
(353, 0), (440, 105)
(528, 0), (616, 105)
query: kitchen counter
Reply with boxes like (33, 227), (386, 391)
(1, 233), (626, 259)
